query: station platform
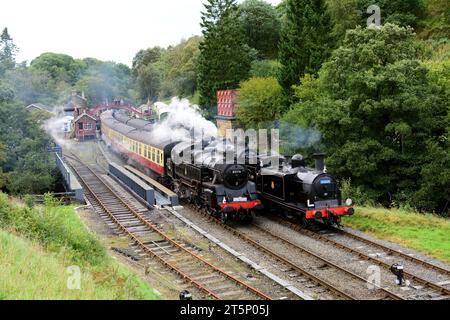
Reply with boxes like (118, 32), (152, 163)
(55, 153), (84, 201)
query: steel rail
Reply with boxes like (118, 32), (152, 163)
(266, 215), (450, 298)
(67, 156), (271, 300)
(191, 209), (362, 300)
(329, 226), (450, 277)
(250, 223), (404, 300)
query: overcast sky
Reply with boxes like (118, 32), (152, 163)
(0, 0), (282, 66)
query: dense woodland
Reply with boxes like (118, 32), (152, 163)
(0, 0), (449, 215)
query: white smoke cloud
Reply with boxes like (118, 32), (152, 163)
(149, 97), (218, 142)
(42, 108), (75, 150)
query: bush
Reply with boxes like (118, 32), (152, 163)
(249, 60), (280, 78)
(0, 192), (106, 265)
(340, 178), (376, 207)
(235, 77), (285, 129)
(0, 192), (159, 299)
(43, 192), (62, 207)
(23, 195), (35, 208)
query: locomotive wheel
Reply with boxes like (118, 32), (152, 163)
(206, 207), (215, 217)
(220, 212), (228, 224)
(330, 216), (342, 228)
(300, 214), (310, 228)
(245, 211), (256, 224)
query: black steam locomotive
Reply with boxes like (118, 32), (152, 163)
(167, 141), (262, 222)
(248, 153), (354, 226)
(101, 111), (262, 223)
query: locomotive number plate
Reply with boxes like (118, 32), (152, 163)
(233, 197), (247, 202)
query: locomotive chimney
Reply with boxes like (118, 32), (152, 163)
(313, 153), (326, 172)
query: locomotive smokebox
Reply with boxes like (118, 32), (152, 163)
(313, 153), (326, 172)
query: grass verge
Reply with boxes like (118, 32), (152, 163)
(343, 206), (450, 263)
(0, 192), (159, 300)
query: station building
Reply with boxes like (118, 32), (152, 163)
(74, 112), (97, 141)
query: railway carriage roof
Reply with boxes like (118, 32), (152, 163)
(113, 110), (155, 131)
(127, 118), (154, 130)
(101, 110), (171, 150)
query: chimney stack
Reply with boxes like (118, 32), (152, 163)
(313, 153), (326, 172)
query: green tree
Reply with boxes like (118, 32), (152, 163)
(276, 0), (288, 19)
(0, 28), (18, 76)
(131, 47), (165, 102)
(278, 0), (335, 97)
(237, 0), (281, 59)
(419, 0), (450, 39)
(357, 0), (425, 29)
(415, 142), (450, 214)
(235, 77), (284, 128)
(0, 142), (5, 189)
(30, 53), (83, 85)
(283, 24), (449, 208)
(249, 59), (280, 78)
(76, 60), (131, 105)
(5, 65), (58, 105)
(413, 50), (450, 213)
(326, 0), (359, 41)
(0, 100), (56, 194)
(6, 151), (55, 194)
(197, 0), (257, 109)
(131, 47), (164, 78)
(0, 80), (14, 103)
(135, 63), (162, 102)
(160, 36), (202, 98)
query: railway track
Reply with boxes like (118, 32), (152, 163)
(182, 205), (404, 300)
(62, 152), (448, 300)
(263, 215), (450, 300)
(329, 225), (450, 277)
(65, 155), (272, 300)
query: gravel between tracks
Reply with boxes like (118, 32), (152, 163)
(172, 207), (353, 300)
(255, 216), (450, 300)
(99, 174), (299, 300)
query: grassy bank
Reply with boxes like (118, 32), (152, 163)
(0, 193), (159, 300)
(343, 206), (450, 263)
